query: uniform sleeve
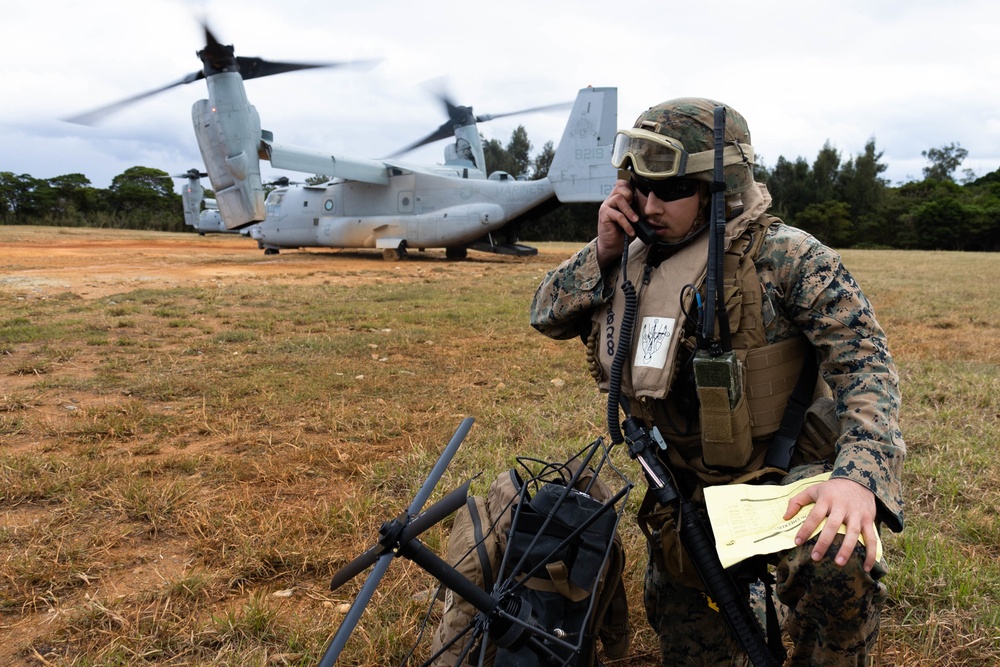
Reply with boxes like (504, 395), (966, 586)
(529, 240), (611, 341)
(761, 228), (906, 532)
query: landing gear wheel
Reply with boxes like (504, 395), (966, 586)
(383, 246), (408, 261)
(445, 246), (468, 260)
(263, 248), (279, 255)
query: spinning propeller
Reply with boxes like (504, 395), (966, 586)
(387, 79), (573, 157)
(172, 169), (208, 180)
(263, 176), (303, 188)
(64, 23), (378, 126)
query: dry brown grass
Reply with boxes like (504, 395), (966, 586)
(1, 227), (998, 666)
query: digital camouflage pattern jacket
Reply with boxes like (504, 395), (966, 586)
(529, 184), (905, 533)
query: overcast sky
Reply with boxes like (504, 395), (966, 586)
(3, 0), (999, 193)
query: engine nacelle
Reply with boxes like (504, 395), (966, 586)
(180, 179), (204, 228)
(191, 72), (265, 229)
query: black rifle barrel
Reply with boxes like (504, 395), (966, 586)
(623, 418), (779, 667)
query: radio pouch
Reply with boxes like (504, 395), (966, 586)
(694, 350), (753, 468)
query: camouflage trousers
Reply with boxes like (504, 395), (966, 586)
(643, 533), (887, 667)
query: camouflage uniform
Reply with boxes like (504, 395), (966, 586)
(528, 188), (905, 666)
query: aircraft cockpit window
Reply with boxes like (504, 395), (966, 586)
(266, 191), (285, 206)
(455, 138), (475, 163)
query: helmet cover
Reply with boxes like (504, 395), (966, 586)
(632, 97), (754, 194)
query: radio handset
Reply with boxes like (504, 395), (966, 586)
(621, 170), (658, 246)
(632, 215), (658, 246)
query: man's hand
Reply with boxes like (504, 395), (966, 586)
(784, 477), (879, 572)
(596, 179), (639, 270)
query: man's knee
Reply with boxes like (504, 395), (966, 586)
(643, 557), (744, 665)
(776, 535), (887, 662)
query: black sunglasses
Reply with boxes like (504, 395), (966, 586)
(631, 176), (701, 202)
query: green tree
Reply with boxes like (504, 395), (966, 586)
(505, 126), (532, 178)
(752, 155), (772, 184)
(766, 156), (813, 222)
(840, 139), (888, 219)
(108, 166), (182, 230)
(909, 196), (969, 249)
(794, 200), (853, 247)
(531, 141), (555, 180)
(0, 172), (45, 222)
(482, 137), (506, 174)
(922, 142), (968, 182)
(887, 179), (962, 248)
(811, 141), (841, 203)
(46, 173), (99, 222)
(520, 202), (599, 242)
(840, 139), (889, 247)
(482, 125), (532, 177)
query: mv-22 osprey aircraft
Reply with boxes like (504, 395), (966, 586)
(174, 168), (230, 235)
(68, 25), (617, 260)
(174, 169), (296, 236)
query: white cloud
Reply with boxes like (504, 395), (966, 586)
(2, 0), (999, 190)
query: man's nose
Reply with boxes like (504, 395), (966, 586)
(643, 192), (664, 216)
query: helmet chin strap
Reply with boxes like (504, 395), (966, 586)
(644, 217), (710, 265)
(725, 192), (745, 220)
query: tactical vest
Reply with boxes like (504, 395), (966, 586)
(587, 215), (828, 486)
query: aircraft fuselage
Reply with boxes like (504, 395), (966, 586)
(254, 166), (553, 250)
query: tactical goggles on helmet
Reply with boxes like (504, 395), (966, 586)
(611, 127), (755, 179)
(611, 129), (688, 178)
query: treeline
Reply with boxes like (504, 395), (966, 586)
(3, 134), (999, 251)
(521, 136), (1000, 251)
(0, 167), (186, 232)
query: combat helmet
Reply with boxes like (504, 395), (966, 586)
(611, 97), (755, 195)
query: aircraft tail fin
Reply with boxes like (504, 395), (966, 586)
(548, 87), (618, 203)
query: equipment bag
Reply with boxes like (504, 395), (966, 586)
(429, 457), (630, 667)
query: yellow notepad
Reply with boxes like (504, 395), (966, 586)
(704, 472), (883, 569)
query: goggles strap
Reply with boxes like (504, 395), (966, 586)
(683, 143), (754, 174)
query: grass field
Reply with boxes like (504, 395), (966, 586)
(1, 227), (998, 665)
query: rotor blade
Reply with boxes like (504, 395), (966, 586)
(62, 72), (204, 125)
(387, 86), (574, 158)
(172, 169), (208, 179)
(384, 121), (455, 158)
(475, 100), (574, 123)
(236, 56), (380, 81)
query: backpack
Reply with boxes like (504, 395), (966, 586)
(428, 454), (630, 667)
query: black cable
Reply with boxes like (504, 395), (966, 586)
(607, 238), (638, 444)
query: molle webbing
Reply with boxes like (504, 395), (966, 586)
(720, 216), (774, 352)
(744, 335), (810, 438)
(712, 214), (814, 439)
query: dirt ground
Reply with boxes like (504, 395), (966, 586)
(0, 226), (609, 666)
(0, 226), (582, 300)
